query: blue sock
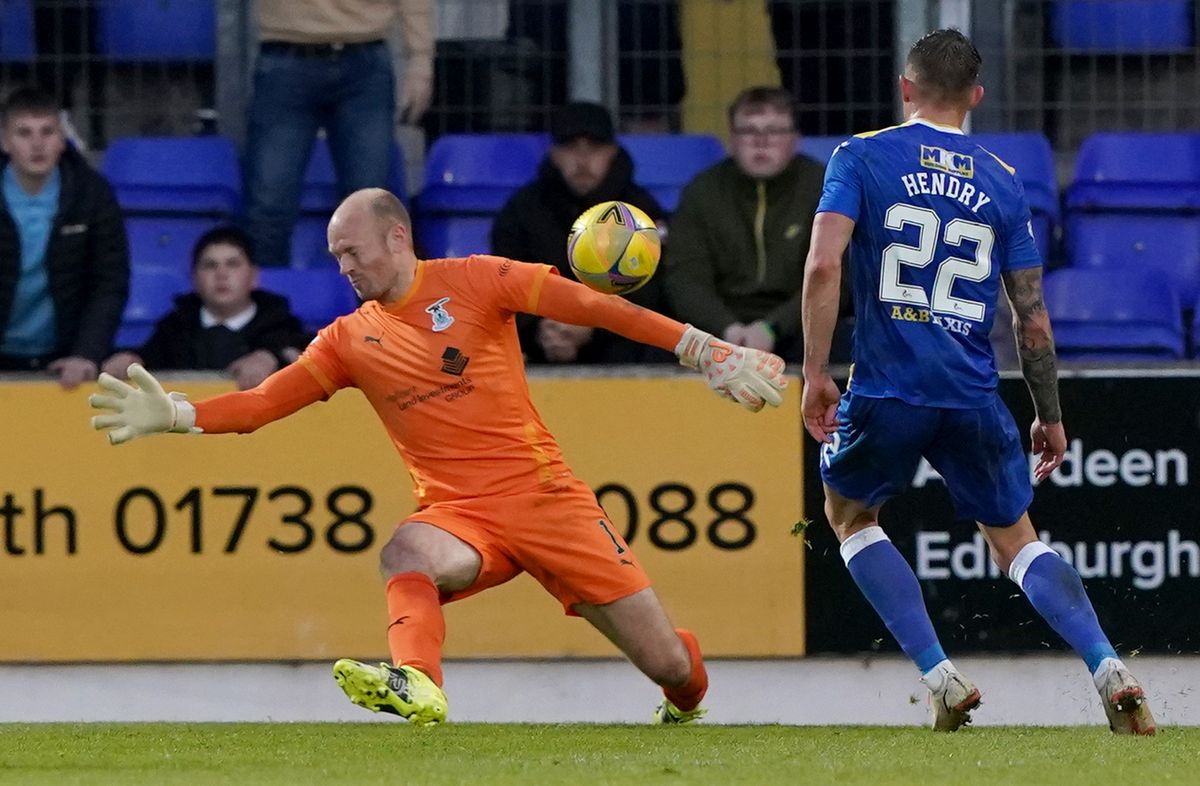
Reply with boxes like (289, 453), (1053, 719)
(841, 527), (947, 674)
(1010, 541), (1118, 674)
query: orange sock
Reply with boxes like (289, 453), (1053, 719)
(385, 572), (446, 687)
(663, 628), (708, 711)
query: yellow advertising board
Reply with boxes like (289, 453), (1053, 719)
(0, 374), (803, 662)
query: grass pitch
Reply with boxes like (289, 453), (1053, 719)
(0, 724), (1193, 785)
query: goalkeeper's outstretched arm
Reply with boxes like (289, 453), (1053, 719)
(90, 362), (328, 445)
(530, 272), (789, 412)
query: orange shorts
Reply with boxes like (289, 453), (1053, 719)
(401, 477), (651, 613)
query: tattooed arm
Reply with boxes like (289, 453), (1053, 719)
(1002, 266), (1061, 423)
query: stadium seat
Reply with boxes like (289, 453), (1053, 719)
(300, 136), (409, 212)
(124, 216), (227, 271)
(116, 265), (191, 348)
(972, 132), (1060, 264)
(1050, 1), (1194, 52)
(102, 135), (241, 215)
(618, 133), (725, 213)
(415, 134), (548, 257)
(1067, 132), (1200, 211)
(0, 0), (35, 61)
(289, 217), (333, 270)
(417, 216), (494, 259)
(1065, 213), (1200, 305)
(419, 133), (548, 213)
(796, 135), (847, 164)
(1043, 268), (1185, 360)
(257, 267), (359, 333)
(96, 0), (216, 61)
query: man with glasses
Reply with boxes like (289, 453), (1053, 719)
(663, 86), (826, 362)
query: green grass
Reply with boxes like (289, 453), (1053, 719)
(0, 724), (1194, 786)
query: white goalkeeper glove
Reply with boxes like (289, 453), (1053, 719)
(675, 325), (787, 412)
(89, 363), (201, 445)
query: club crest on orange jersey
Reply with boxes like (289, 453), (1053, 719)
(425, 297), (454, 332)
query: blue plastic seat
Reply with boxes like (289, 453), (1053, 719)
(1066, 213), (1200, 305)
(796, 135), (847, 164)
(124, 216), (227, 271)
(1067, 133), (1200, 211)
(972, 132), (1059, 263)
(289, 216), (333, 270)
(618, 133), (725, 214)
(257, 267), (359, 332)
(102, 136), (241, 215)
(420, 134), (548, 213)
(116, 265), (191, 348)
(1050, 1), (1194, 53)
(96, 0), (215, 61)
(0, 0), (35, 61)
(300, 137), (409, 212)
(416, 216), (494, 259)
(1043, 268), (1185, 360)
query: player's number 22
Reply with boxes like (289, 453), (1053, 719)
(879, 202), (994, 321)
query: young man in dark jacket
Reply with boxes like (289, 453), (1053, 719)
(664, 86), (830, 363)
(491, 101), (671, 364)
(0, 87), (129, 388)
(102, 227), (312, 390)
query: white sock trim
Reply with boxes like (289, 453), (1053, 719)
(839, 526), (890, 565)
(1008, 540), (1057, 590)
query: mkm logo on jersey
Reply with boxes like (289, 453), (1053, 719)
(920, 145), (974, 178)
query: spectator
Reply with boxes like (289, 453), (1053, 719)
(663, 86), (828, 363)
(0, 86), (128, 389)
(102, 227), (311, 391)
(244, 0), (434, 266)
(491, 101), (671, 364)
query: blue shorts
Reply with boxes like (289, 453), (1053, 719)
(818, 392), (1033, 526)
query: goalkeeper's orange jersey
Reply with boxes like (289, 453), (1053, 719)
(194, 255), (686, 507)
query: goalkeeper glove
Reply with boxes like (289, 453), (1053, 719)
(675, 325), (787, 412)
(89, 363), (201, 445)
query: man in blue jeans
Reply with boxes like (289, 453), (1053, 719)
(244, 0), (433, 267)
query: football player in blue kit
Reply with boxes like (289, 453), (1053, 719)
(800, 28), (1155, 735)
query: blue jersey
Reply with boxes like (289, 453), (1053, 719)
(817, 118), (1042, 408)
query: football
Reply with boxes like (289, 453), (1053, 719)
(566, 201), (662, 295)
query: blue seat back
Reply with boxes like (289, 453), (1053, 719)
(1043, 268), (1185, 359)
(300, 137), (409, 212)
(97, 0), (215, 61)
(1067, 133), (1200, 210)
(0, 0), (35, 61)
(289, 217), (333, 270)
(103, 136), (241, 214)
(124, 216), (227, 270)
(117, 265), (191, 348)
(1050, 1), (1194, 52)
(256, 268), (359, 333)
(415, 216), (493, 259)
(971, 132), (1059, 217)
(1066, 212), (1200, 305)
(796, 135), (846, 164)
(421, 134), (548, 213)
(619, 133), (725, 214)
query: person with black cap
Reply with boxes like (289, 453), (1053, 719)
(491, 101), (672, 364)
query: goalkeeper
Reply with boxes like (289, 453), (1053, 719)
(90, 188), (787, 725)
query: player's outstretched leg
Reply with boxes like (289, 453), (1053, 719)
(333, 522), (482, 725)
(654, 628), (709, 724)
(839, 525), (980, 730)
(574, 589), (709, 724)
(1002, 534), (1156, 735)
(333, 658), (448, 725)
